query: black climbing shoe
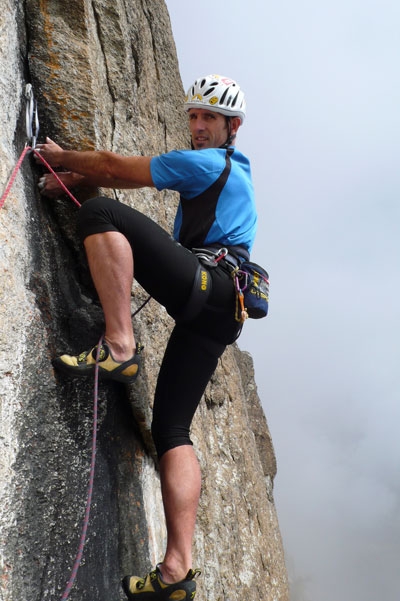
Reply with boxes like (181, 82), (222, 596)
(52, 341), (143, 384)
(122, 565), (201, 600)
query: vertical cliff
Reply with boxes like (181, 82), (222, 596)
(0, 1), (288, 599)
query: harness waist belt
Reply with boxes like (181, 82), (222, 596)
(192, 244), (250, 268)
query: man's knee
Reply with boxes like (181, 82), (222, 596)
(77, 196), (119, 243)
(151, 419), (193, 459)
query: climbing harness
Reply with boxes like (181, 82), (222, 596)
(192, 246), (229, 267)
(172, 247), (227, 322)
(193, 244), (249, 268)
(173, 244), (251, 324)
(173, 262), (212, 322)
(189, 244), (269, 324)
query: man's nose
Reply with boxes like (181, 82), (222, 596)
(194, 118), (206, 130)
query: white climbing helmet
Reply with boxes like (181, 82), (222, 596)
(184, 74), (246, 123)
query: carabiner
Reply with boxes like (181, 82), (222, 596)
(214, 247), (228, 263)
(25, 83), (40, 148)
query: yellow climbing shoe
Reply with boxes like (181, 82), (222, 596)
(122, 565), (201, 600)
(52, 341), (143, 384)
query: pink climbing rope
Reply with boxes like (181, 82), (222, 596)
(32, 148), (82, 208)
(0, 146), (81, 209)
(0, 145), (31, 210)
(60, 335), (103, 601)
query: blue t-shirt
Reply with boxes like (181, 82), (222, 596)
(150, 148), (257, 253)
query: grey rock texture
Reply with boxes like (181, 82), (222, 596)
(0, 1), (288, 600)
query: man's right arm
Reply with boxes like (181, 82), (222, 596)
(36, 137), (154, 196)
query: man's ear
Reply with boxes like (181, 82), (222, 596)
(230, 116), (242, 136)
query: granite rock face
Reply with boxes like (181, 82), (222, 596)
(0, 1), (288, 600)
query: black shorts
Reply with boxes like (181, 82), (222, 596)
(78, 196), (241, 457)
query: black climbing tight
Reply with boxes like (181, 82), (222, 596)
(78, 196), (241, 457)
(151, 326), (225, 457)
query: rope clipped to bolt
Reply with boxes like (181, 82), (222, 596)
(1, 84), (81, 209)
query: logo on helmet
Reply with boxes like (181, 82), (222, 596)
(209, 96), (218, 105)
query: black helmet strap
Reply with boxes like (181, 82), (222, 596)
(219, 117), (236, 149)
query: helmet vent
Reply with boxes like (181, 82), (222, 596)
(219, 88), (229, 105)
(231, 90), (240, 107)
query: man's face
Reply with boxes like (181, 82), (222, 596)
(188, 108), (229, 150)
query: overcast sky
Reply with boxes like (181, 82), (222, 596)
(165, 1), (400, 600)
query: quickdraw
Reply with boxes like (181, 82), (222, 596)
(232, 268), (249, 323)
(0, 82), (82, 210)
(1, 84), (42, 209)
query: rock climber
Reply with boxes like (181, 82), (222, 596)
(36, 74), (257, 600)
